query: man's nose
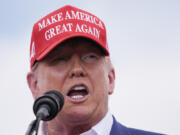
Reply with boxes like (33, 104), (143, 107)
(68, 55), (87, 78)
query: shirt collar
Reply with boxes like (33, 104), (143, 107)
(80, 110), (113, 135)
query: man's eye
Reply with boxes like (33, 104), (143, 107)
(82, 53), (99, 63)
(56, 57), (67, 61)
(53, 56), (69, 63)
(83, 54), (97, 59)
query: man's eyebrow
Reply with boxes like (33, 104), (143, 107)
(47, 48), (64, 57)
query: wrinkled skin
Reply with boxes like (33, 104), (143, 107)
(27, 38), (115, 135)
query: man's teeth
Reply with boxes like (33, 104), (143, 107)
(73, 86), (86, 90)
(71, 95), (84, 99)
(68, 86), (87, 99)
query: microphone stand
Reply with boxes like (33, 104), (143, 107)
(25, 90), (64, 135)
(26, 107), (49, 135)
(25, 117), (42, 135)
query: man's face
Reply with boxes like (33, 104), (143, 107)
(27, 38), (115, 124)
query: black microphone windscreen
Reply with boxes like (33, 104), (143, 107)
(33, 90), (64, 121)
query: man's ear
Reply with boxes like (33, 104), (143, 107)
(27, 71), (39, 99)
(108, 68), (115, 95)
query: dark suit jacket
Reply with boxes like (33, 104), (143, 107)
(110, 117), (166, 135)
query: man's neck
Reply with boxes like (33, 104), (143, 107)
(42, 111), (109, 135)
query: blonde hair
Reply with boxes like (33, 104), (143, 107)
(105, 56), (114, 70)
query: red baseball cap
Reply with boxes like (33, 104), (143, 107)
(29, 5), (109, 69)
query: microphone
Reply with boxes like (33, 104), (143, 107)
(33, 90), (64, 121)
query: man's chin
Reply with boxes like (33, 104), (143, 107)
(64, 107), (94, 122)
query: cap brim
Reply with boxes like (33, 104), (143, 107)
(36, 33), (109, 61)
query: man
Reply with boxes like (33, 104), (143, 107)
(27, 5), (165, 135)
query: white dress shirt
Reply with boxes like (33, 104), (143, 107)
(80, 111), (113, 135)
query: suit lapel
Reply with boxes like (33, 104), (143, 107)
(110, 116), (129, 135)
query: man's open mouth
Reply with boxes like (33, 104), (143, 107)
(67, 85), (89, 102)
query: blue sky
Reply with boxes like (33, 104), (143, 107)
(0, 0), (180, 135)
